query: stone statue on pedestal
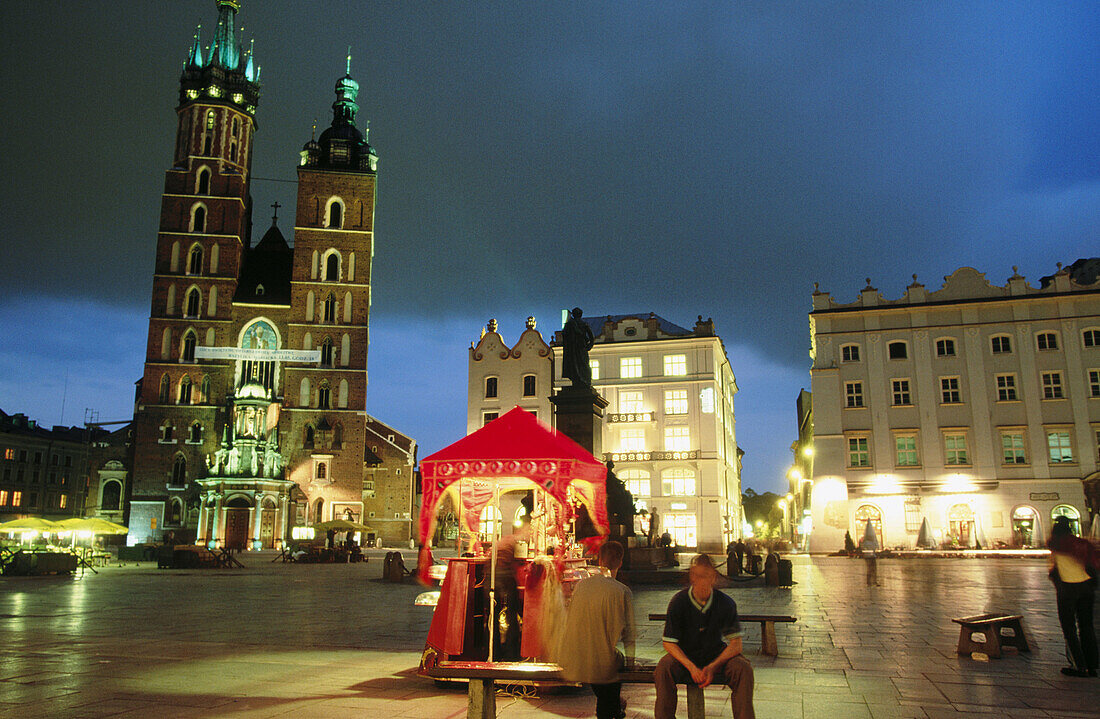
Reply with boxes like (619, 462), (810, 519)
(561, 307), (595, 388)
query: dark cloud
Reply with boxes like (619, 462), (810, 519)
(1, 2), (1097, 491)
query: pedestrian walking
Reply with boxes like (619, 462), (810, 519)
(860, 519), (880, 586)
(558, 541), (635, 719)
(654, 554), (754, 719)
(1048, 516), (1099, 677)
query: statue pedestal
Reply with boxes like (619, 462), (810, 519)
(550, 385), (608, 458)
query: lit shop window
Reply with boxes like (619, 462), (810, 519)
(664, 514), (697, 548)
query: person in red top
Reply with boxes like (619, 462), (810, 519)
(1048, 516), (1099, 677)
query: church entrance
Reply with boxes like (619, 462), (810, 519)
(224, 497), (252, 550)
(260, 508), (276, 548)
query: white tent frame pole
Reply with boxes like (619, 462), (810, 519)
(488, 483), (500, 662)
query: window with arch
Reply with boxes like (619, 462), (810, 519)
(178, 376), (192, 404)
(338, 379), (349, 408)
(299, 378), (311, 407)
(185, 288), (201, 318)
(160, 423), (174, 442)
(1036, 331), (1059, 351)
(320, 337), (334, 367)
(231, 117), (239, 135)
(202, 134), (212, 156)
(661, 468), (696, 496)
(341, 334), (350, 366)
(854, 504), (883, 548)
(841, 344), (860, 362)
(171, 455), (186, 486)
(331, 422), (343, 448)
(323, 293), (337, 323)
(326, 198), (344, 229)
(522, 375), (537, 397)
(1083, 329), (1100, 348)
(167, 498), (182, 525)
(229, 141), (237, 163)
(158, 374), (170, 404)
(618, 468), (650, 498)
(196, 168), (210, 195)
(316, 461), (327, 480)
(206, 110), (216, 130)
(485, 377), (498, 399)
(200, 375), (211, 403)
(991, 334), (1012, 354)
(314, 498), (324, 523)
(343, 292), (352, 323)
(304, 424), (315, 448)
(324, 252), (340, 281)
(887, 341), (908, 360)
(1052, 505), (1082, 535)
(935, 338), (956, 357)
(166, 284), (176, 314)
(101, 480), (122, 511)
(318, 380), (331, 409)
(181, 331), (197, 362)
(191, 205), (206, 233)
(188, 422), (202, 444)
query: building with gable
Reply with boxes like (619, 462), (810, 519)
(467, 312), (742, 551)
(807, 262), (1100, 553)
(128, 0), (414, 548)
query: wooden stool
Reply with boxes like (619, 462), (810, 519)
(952, 613), (1030, 659)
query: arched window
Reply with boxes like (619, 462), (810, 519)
(314, 498), (324, 523)
(1052, 505), (1081, 536)
(167, 498), (182, 525)
(331, 423), (343, 448)
(887, 341), (908, 360)
(171, 455), (187, 486)
(303, 332), (312, 350)
(316, 462), (327, 480)
(178, 376), (192, 404)
(205, 327), (215, 346)
(200, 375), (211, 403)
(189, 422), (202, 443)
(343, 292), (352, 323)
(210, 243), (219, 273)
(323, 293), (337, 323)
(311, 250), (319, 279)
(947, 503), (975, 546)
(326, 198), (344, 229)
(618, 468), (651, 498)
(161, 327), (172, 360)
(188, 246), (203, 275)
(231, 117), (239, 135)
(202, 134), (212, 155)
(325, 252), (340, 281)
(158, 374), (170, 404)
(170, 241), (180, 272)
(320, 337), (334, 367)
(523, 375), (537, 397)
(185, 288), (201, 318)
(191, 205), (206, 233)
(229, 141), (238, 163)
(304, 424), (315, 448)
(160, 422), (174, 442)
(341, 334), (350, 366)
(1011, 506), (1039, 547)
(306, 291), (315, 321)
(166, 284), (176, 314)
(299, 377), (311, 407)
(196, 168), (210, 195)
(208, 286), (217, 316)
(485, 377), (498, 399)
(318, 380), (331, 409)
(338, 379), (349, 408)
(854, 504), (884, 549)
(181, 330), (197, 362)
(101, 480), (122, 511)
(661, 468), (696, 496)
(206, 110), (216, 130)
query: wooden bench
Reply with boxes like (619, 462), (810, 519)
(649, 612), (797, 656)
(426, 660), (707, 719)
(951, 613), (1030, 659)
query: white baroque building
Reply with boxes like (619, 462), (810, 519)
(468, 313), (742, 552)
(807, 262), (1100, 553)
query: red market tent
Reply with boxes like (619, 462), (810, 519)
(418, 406), (610, 545)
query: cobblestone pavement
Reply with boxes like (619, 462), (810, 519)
(0, 552), (1096, 718)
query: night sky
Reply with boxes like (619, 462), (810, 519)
(1, 2), (1097, 493)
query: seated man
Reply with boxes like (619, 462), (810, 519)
(656, 553), (754, 719)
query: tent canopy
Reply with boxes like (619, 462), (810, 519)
(418, 406), (609, 544)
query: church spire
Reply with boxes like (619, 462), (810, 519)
(187, 25), (204, 68)
(208, 0), (241, 70)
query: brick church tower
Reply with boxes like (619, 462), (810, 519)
(130, 0), (260, 537)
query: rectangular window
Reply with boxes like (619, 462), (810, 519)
(11, 491), (20, 507)
(482, 412), (498, 426)
(664, 426), (691, 452)
(1041, 372), (1064, 399)
(50, 454), (59, 466)
(1084, 329), (1100, 348)
(484, 377), (498, 399)
(33, 452), (42, 464)
(847, 437), (870, 467)
(841, 345), (860, 362)
(936, 338), (956, 357)
(590, 360), (600, 380)
(991, 335), (1012, 354)
(845, 381), (864, 408)
(887, 341), (908, 359)
(699, 387), (715, 414)
(891, 379), (911, 406)
(1090, 370), (1100, 398)
(1001, 432), (1026, 465)
(941, 377), (961, 404)
(623, 479), (650, 497)
(522, 375), (536, 397)
(944, 433), (969, 465)
(0, 490), (7, 506)
(1096, 428), (1100, 461)
(895, 434), (918, 466)
(1048, 431), (1073, 463)
(620, 357), (642, 379)
(663, 354), (687, 376)
(619, 391), (644, 413)
(59, 494), (67, 509)
(1036, 332), (1058, 351)
(2, 448), (12, 460)
(996, 374), (1018, 401)
(620, 428), (646, 452)
(662, 469), (696, 496)
(664, 389), (688, 415)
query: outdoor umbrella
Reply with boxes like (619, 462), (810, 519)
(1089, 513), (1100, 541)
(55, 517), (129, 535)
(311, 519), (372, 533)
(0, 517), (60, 533)
(916, 517), (936, 549)
(861, 518), (880, 550)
